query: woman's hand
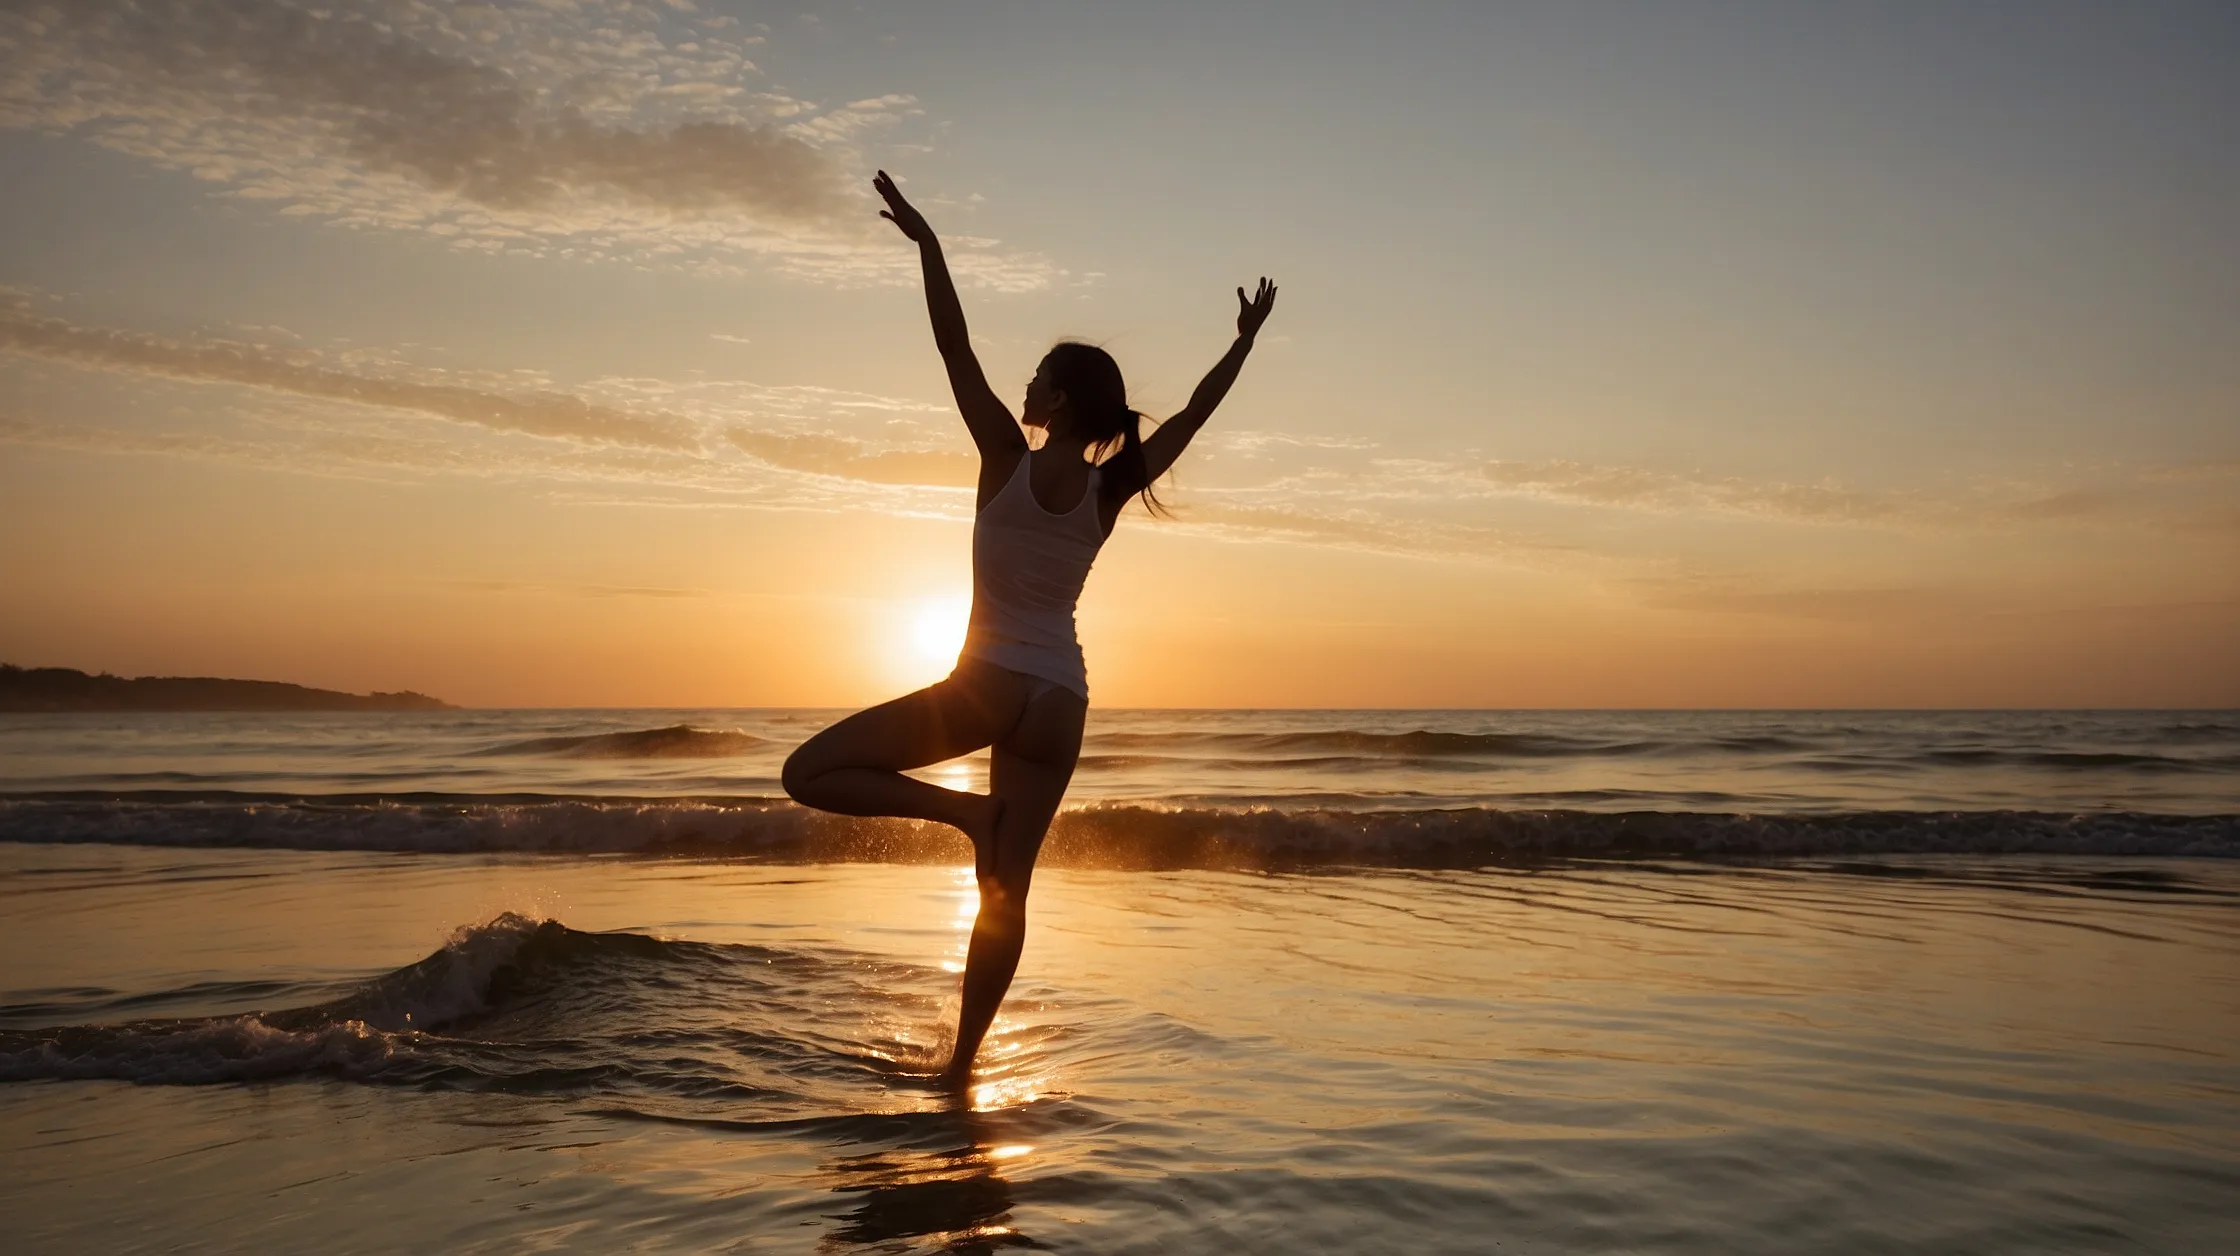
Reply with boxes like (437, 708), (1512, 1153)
(874, 170), (935, 244)
(1236, 277), (1278, 340)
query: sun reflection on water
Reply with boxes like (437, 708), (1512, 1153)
(817, 1130), (1033, 1251)
(970, 1073), (1049, 1112)
(931, 760), (978, 792)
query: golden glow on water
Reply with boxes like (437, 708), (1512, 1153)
(937, 868), (976, 974)
(930, 760), (978, 793)
(969, 1075), (1048, 1112)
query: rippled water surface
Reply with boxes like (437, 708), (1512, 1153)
(4, 845), (2237, 1253)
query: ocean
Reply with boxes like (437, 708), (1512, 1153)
(3, 709), (2237, 1252)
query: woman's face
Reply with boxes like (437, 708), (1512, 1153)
(1022, 358), (1061, 430)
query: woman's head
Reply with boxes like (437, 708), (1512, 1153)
(1025, 341), (1164, 514)
(1024, 342), (1125, 435)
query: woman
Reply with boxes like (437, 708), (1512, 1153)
(782, 171), (1276, 1084)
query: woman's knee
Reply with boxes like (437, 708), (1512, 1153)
(976, 875), (1030, 926)
(780, 740), (826, 803)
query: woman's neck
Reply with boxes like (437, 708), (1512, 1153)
(1034, 428), (1093, 462)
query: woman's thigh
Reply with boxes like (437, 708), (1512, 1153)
(986, 686), (1087, 883)
(788, 666), (1027, 777)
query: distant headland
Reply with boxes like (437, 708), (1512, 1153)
(0, 664), (456, 712)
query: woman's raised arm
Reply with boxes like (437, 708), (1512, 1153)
(1135, 278), (1278, 486)
(874, 171), (1022, 456)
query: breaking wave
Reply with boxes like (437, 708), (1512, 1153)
(2, 794), (2233, 866)
(0, 916), (972, 1101)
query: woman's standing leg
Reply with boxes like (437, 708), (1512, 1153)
(945, 685), (1085, 1082)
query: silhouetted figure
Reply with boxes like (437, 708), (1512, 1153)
(784, 171), (1276, 1085)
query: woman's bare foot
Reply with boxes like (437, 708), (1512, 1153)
(938, 1058), (975, 1093)
(960, 793), (1005, 879)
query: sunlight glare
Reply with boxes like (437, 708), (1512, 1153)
(911, 595), (971, 665)
(971, 1074), (1049, 1111)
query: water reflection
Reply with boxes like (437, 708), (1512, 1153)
(817, 1107), (1042, 1252)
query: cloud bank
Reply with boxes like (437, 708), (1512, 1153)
(1481, 459), (1914, 523)
(6, 300), (2232, 568)
(1474, 457), (2238, 532)
(0, 0), (1048, 286)
(0, 302), (700, 448)
(725, 430), (976, 488)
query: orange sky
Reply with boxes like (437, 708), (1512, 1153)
(1, 2), (2235, 707)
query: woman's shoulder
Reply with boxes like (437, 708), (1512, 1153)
(976, 446), (1028, 506)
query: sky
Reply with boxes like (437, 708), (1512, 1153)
(0, 0), (2234, 708)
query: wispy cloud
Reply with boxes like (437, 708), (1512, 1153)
(1480, 459), (1920, 523)
(0, 407), (698, 488)
(1633, 576), (2240, 629)
(1475, 456), (2240, 532)
(0, 302), (701, 448)
(1159, 499), (1572, 565)
(0, 0), (1051, 287)
(1204, 429), (1381, 459)
(724, 429), (975, 488)
(1637, 581), (1983, 622)
(0, 297), (987, 514)
(9, 299), (2232, 569)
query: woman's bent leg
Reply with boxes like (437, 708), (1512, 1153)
(781, 667), (1025, 839)
(945, 684), (1084, 1082)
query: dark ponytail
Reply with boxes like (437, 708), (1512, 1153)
(1042, 341), (1167, 517)
(1111, 406), (1165, 517)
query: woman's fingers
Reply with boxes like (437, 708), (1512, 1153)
(1238, 280), (1276, 315)
(1234, 278), (1277, 336)
(874, 170), (923, 238)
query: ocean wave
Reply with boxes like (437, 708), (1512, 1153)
(2, 794), (2233, 866)
(2133, 721), (2240, 743)
(1085, 730), (1639, 758)
(0, 915), (546, 1085)
(474, 725), (766, 759)
(0, 916), (946, 1092)
(1072, 727), (2239, 774)
(1919, 749), (2238, 773)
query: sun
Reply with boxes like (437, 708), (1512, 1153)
(910, 595), (972, 666)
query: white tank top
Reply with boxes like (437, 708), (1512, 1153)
(961, 449), (1108, 698)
